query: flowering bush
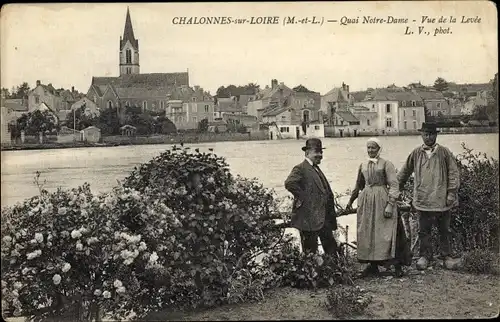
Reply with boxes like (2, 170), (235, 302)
(1, 146), (361, 320)
(261, 243), (355, 290)
(122, 146), (288, 309)
(0, 180), (183, 321)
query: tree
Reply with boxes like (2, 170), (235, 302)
(11, 82), (31, 99)
(16, 110), (59, 135)
(216, 83), (260, 98)
(492, 73), (498, 108)
(198, 118), (209, 133)
(64, 103), (96, 131)
(1, 87), (10, 98)
(433, 77), (449, 92)
(94, 107), (121, 135)
(293, 85), (314, 93)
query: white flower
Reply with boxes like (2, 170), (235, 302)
(13, 282), (23, 290)
(58, 207), (67, 215)
(62, 263), (71, 273)
(116, 286), (126, 294)
(2, 235), (12, 243)
(113, 280), (123, 288)
(102, 291), (111, 298)
(30, 239), (38, 245)
(52, 274), (61, 285)
(149, 252), (159, 263)
(21, 267), (30, 275)
(87, 237), (99, 245)
(94, 289), (102, 296)
(80, 210), (88, 217)
(76, 243), (83, 251)
(138, 242), (147, 251)
(47, 242), (53, 247)
(26, 250), (42, 260)
(34, 233), (44, 243)
(123, 258), (134, 265)
(71, 230), (82, 239)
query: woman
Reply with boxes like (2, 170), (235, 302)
(346, 138), (411, 277)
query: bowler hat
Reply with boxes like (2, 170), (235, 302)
(418, 122), (440, 133)
(301, 138), (325, 151)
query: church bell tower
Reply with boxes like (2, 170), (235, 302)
(119, 7), (140, 76)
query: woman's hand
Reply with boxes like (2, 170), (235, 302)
(384, 203), (393, 218)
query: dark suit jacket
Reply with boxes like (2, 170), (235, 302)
(284, 160), (337, 232)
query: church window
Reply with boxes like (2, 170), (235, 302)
(160, 101), (165, 109)
(143, 101), (147, 111)
(107, 100), (113, 109)
(126, 49), (132, 64)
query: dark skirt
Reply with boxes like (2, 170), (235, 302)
(359, 214), (413, 267)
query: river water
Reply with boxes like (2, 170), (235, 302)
(1, 133), (498, 244)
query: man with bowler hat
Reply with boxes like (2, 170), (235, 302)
(284, 138), (339, 255)
(397, 122), (460, 270)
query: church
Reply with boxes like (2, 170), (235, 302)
(87, 7), (214, 129)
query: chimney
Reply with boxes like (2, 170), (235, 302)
(271, 79), (278, 89)
(346, 85), (350, 93)
(342, 82), (346, 90)
(36, 80), (41, 86)
(71, 86), (75, 93)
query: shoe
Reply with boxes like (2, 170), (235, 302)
(359, 264), (380, 277)
(416, 257), (428, 270)
(394, 264), (404, 277)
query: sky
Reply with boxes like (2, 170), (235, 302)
(1, 1), (498, 96)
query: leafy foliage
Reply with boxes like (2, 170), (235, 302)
(433, 77), (449, 92)
(325, 285), (372, 318)
(216, 83), (259, 98)
(16, 110), (59, 135)
(261, 243), (355, 289)
(460, 249), (500, 275)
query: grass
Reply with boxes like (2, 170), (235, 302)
(144, 266), (499, 320)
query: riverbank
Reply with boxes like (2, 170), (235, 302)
(2, 128), (498, 152)
(142, 268), (498, 320)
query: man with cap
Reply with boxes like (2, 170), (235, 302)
(397, 122), (460, 270)
(284, 138), (339, 255)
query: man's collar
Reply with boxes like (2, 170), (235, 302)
(422, 143), (439, 151)
(305, 157), (314, 166)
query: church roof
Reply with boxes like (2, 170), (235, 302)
(91, 72), (189, 90)
(121, 7), (139, 50)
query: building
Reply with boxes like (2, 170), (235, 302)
(81, 126), (101, 143)
(268, 121), (325, 140)
(348, 105), (379, 134)
(247, 79), (295, 121)
(414, 90), (458, 117)
(87, 7), (208, 130)
(28, 81), (82, 112)
(330, 109), (361, 137)
(174, 86), (215, 130)
(357, 89), (424, 135)
(1, 106), (12, 145)
(215, 96), (244, 119)
(399, 105), (426, 134)
(71, 97), (100, 116)
(321, 82), (352, 123)
(120, 7), (140, 76)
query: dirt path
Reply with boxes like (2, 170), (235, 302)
(146, 268), (499, 320)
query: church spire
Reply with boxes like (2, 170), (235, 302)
(121, 6), (138, 50)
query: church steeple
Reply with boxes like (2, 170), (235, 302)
(119, 7), (140, 75)
(121, 7), (138, 50)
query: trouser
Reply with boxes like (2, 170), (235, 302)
(299, 223), (339, 255)
(418, 211), (451, 259)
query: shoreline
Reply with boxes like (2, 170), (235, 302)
(1, 129), (498, 152)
